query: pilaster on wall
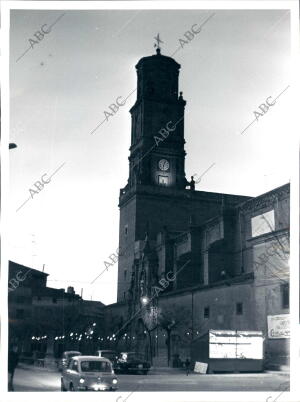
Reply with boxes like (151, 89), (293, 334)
(203, 251), (209, 285)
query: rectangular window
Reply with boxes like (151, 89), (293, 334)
(124, 270), (127, 280)
(236, 303), (243, 315)
(158, 175), (169, 186)
(251, 210), (275, 237)
(125, 225), (128, 235)
(52, 297), (57, 304)
(204, 306), (210, 319)
(281, 283), (289, 309)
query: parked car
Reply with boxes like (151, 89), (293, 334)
(61, 356), (118, 392)
(115, 352), (150, 374)
(59, 351), (81, 371)
(95, 350), (118, 368)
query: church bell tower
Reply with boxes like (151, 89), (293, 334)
(128, 47), (187, 190)
(117, 45), (189, 302)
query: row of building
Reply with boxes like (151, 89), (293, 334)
(8, 261), (105, 363)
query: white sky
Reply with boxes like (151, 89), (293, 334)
(9, 8), (293, 305)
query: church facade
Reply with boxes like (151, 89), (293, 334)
(104, 48), (290, 370)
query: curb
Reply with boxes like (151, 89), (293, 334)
(265, 370), (290, 376)
(150, 368), (290, 376)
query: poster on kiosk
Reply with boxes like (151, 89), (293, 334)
(209, 330), (264, 360)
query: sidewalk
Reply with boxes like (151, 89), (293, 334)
(150, 367), (184, 375)
(265, 364), (289, 372)
(149, 366), (290, 376)
(18, 362), (58, 373)
(265, 368), (290, 376)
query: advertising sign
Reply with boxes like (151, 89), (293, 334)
(267, 314), (290, 339)
(194, 361), (208, 374)
(236, 331), (263, 359)
(209, 330), (263, 359)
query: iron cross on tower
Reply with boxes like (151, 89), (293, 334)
(154, 33), (164, 53)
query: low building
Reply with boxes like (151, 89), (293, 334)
(8, 261), (105, 363)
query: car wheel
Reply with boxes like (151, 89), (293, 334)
(61, 379), (67, 392)
(69, 383), (75, 391)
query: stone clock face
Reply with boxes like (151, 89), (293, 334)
(158, 159), (169, 171)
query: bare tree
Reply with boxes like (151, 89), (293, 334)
(156, 306), (192, 366)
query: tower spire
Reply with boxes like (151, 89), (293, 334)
(123, 45), (186, 193)
(154, 33), (163, 54)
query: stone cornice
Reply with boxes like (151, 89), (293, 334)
(119, 184), (250, 208)
(238, 184), (290, 213)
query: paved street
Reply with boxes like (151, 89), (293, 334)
(13, 364), (289, 392)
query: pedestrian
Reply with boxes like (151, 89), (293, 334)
(185, 358), (191, 376)
(8, 345), (19, 391)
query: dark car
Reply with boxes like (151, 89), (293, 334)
(59, 351), (81, 371)
(115, 352), (150, 375)
(95, 350), (118, 368)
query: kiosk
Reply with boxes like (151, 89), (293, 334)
(191, 330), (264, 373)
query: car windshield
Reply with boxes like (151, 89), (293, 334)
(80, 361), (112, 372)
